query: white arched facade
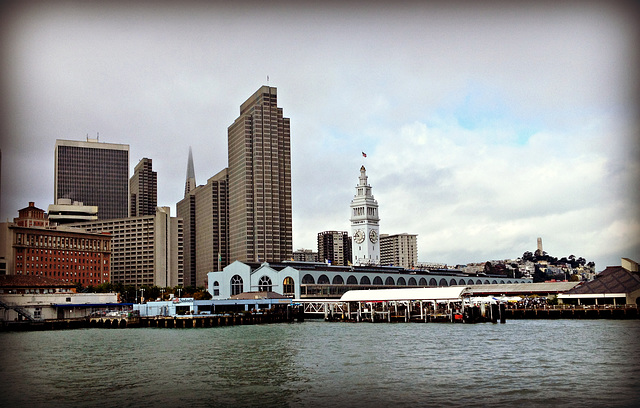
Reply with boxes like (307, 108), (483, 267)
(208, 261), (530, 299)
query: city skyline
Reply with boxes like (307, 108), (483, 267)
(1, 2), (638, 270)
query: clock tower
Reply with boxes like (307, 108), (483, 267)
(350, 166), (380, 265)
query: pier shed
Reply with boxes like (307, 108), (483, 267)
(558, 265), (640, 306)
(338, 286), (467, 322)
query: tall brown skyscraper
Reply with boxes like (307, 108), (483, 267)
(227, 86), (292, 263)
(130, 158), (157, 217)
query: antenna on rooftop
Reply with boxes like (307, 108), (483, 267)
(267, 75), (270, 85)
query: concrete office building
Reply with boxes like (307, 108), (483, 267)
(380, 233), (418, 269)
(47, 199), (98, 225)
(54, 138), (129, 220)
(318, 231), (352, 266)
(227, 86), (292, 264)
(293, 249), (319, 263)
(71, 207), (183, 288)
(130, 158), (157, 217)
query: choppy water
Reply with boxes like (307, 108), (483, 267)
(1, 319), (639, 408)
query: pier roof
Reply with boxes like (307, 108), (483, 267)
(464, 282), (578, 296)
(340, 287), (466, 302)
(563, 266), (640, 295)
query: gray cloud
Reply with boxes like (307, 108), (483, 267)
(1, 1), (638, 270)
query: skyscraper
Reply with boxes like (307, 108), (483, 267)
(130, 158), (157, 217)
(350, 166), (380, 265)
(177, 148), (197, 286)
(380, 233), (418, 269)
(194, 169), (229, 285)
(227, 86), (292, 263)
(318, 231), (352, 266)
(54, 138), (129, 220)
(184, 146), (196, 197)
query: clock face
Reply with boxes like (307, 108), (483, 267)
(354, 229), (365, 244)
(369, 229), (378, 243)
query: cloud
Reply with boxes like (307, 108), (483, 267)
(1, 1), (638, 271)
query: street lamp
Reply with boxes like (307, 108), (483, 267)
(177, 288), (182, 298)
(160, 288), (165, 300)
(140, 288), (145, 303)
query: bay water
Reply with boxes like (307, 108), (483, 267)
(1, 319), (639, 407)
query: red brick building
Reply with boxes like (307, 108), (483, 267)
(0, 202), (112, 287)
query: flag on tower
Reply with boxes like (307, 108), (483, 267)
(362, 152), (367, 157)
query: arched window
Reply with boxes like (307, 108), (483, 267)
(408, 277), (417, 286)
(213, 281), (220, 296)
(360, 276), (371, 285)
(318, 274), (330, 284)
(373, 276), (383, 285)
(385, 277), (395, 286)
(439, 278), (448, 287)
(259, 276), (272, 292)
(397, 277), (406, 286)
(476, 279), (482, 285)
(458, 279), (466, 285)
(347, 275), (357, 284)
(450, 279), (457, 286)
(483, 280), (490, 285)
(491, 280), (498, 284)
(283, 277), (294, 295)
(231, 275), (243, 296)
(466, 279), (473, 286)
(419, 278), (427, 286)
(429, 278), (437, 286)
(302, 274), (315, 284)
(332, 275), (344, 285)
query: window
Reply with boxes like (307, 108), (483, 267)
(231, 275), (243, 296)
(317, 275), (329, 285)
(283, 277), (294, 295)
(397, 277), (406, 286)
(302, 274), (315, 284)
(360, 276), (371, 285)
(385, 277), (395, 286)
(332, 275), (344, 285)
(258, 276), (272, 292)
(373, 276), (383, 285)
(346, 275), (357, 284)
(213, 281), (220, 296)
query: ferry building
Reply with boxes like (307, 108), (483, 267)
(207, 260), (530, 300)
(207, 165), (530, 300)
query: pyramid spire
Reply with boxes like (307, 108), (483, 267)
(184, 146), (196, 196)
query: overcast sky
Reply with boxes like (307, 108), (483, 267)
(1, 1), (638, 271)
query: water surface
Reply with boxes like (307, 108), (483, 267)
(1, 320), (638, 407)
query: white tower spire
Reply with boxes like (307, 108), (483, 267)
(350, 166), (380, 265)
